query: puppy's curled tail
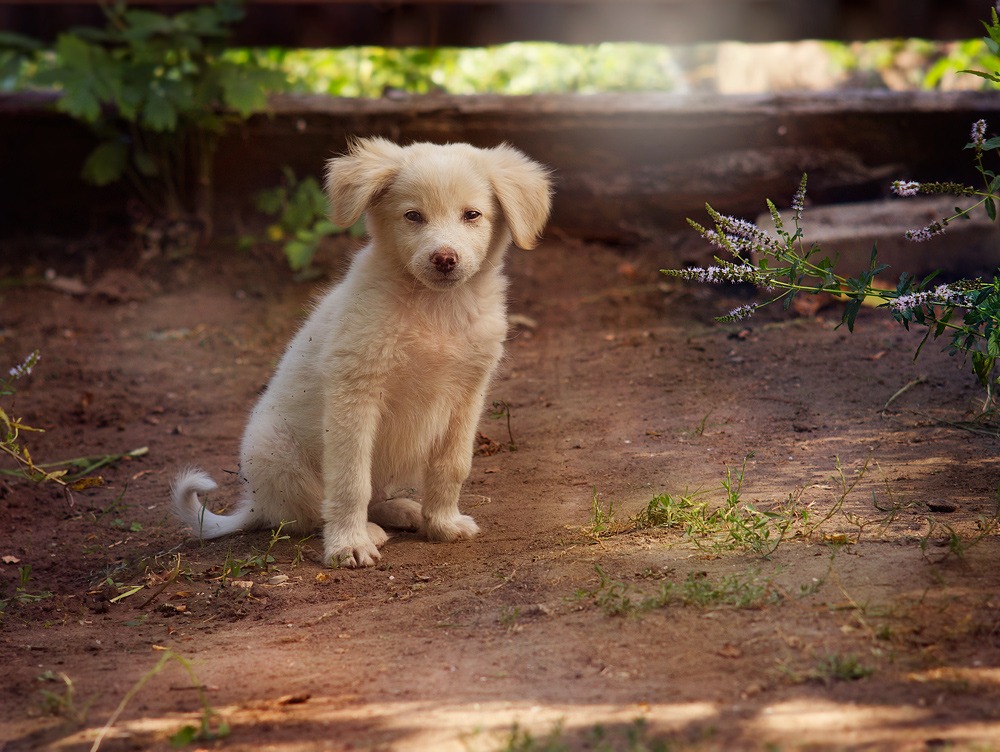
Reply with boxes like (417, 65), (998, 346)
(171, 467), (251, 540)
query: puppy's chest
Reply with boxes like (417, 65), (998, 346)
(396, 309), (504, 376)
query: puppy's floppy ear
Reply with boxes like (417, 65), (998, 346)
(325, 137), (405, 227)
(483, 144), (553, 250)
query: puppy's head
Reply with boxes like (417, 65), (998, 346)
(326, 138), (552, 291)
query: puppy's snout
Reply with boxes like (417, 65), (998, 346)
(431, 248), (459, 274)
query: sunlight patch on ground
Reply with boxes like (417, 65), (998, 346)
(43, 699), (719, 751)
(751, 698), (1000, 747)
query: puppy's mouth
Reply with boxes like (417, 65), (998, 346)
(421, 272), (463, 290)
(417, 248), (464, 289)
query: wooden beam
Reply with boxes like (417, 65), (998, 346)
(0, 1), (987, 46)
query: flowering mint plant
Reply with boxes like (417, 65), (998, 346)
(665, 120), (1000, 406)
(667, 8), (1000, 408)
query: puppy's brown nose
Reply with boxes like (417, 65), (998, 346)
(431, 249), (458, 274)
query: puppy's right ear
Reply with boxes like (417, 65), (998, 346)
(325, 137), (404, 227)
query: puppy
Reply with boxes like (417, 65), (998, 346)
(172, 138), (552, 567)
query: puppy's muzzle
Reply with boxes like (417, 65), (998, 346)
(431, 248), (459, 275)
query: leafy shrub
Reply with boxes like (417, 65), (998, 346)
(255, 167), (364, 272)
(3, 1), (285, 230)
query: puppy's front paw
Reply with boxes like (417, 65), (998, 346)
(423, 513), (480, 543)
(324, 529), (383, 568)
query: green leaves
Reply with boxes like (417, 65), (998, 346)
(256, 168), (356, 272)
(9, 0), (286, 222)
(82, 140), (128, 185)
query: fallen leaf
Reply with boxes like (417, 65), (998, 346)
(718, 644), (743, 659)
(276, 693), (310, 705)
(2, 555), (20, 564)
(70, 477), (104, 492)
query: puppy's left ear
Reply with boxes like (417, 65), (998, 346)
(325, 137), (405, 227)
(484, 145), (553, 250)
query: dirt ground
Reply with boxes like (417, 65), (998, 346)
(2, 231), (1000, 751)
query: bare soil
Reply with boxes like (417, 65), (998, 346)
(2, 234), (1000, 751)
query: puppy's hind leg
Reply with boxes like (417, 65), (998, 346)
(368, 497), (423, 531)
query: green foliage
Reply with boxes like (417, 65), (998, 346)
(960, 8), (1000, 86)
(2, 1), (286, 225)
(575, 564), (783, 618)
(633, 455), (795, 557)
(256, 167), (363, 272)
(634, 454), (883, 556)
(260, 42), (681, 98)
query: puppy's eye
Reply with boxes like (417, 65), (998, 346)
(463, 210), (482, 222)
(404, 210), (424, 223)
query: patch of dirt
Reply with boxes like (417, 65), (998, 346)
(2, 234), (1000, 751)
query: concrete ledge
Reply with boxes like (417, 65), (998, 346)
(4, 90), (1000, 243)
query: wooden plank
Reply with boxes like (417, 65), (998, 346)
(0, 1), (986, 46)
(2, 89), (997, 244)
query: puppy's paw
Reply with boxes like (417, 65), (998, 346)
(367, 521), (390, 548)
(324, 531), (382, 568)
(423, 513), (480, 543)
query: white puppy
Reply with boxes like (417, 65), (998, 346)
(171, 138), (552, 567)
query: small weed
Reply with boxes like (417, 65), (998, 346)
(691, 408), (716, 437)
(499, 606), (521, 633)
(636, 452), (884, 557)
(494, 721), (568, 752)
(220, 520), (295, 584)
(582, 487), (625, 541)
(38, 671), (95, 725)
(920, 481), (1000, 562)
(254, 520), (293, 572)
(669, 569), (782, 609)
(291, 534), (314, 567)
(633, 489), (706, 529)
(5, 447), (149, 486)
(574, 564), (782, 617)
(91, 649), (228, 752)
(778, 652), (874, 686)
(634, 454), (793, 556)
(489, 400), (517, 451)
(477, 718), (673, 752)
(0, 564), (53, 618)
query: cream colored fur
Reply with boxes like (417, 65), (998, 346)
(172, 138), (552, 567)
